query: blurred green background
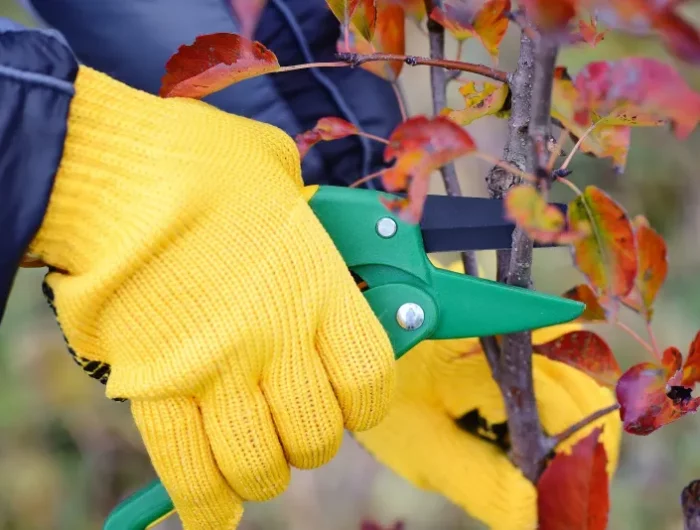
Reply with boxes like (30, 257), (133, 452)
(2, 1), (700, 529)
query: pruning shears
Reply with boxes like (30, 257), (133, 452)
(104, 185), (584, 530)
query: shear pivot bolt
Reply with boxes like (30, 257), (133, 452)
(396, 303), (425, 331)
(376, 217), (397, 238)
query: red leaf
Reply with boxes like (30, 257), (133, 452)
(537, 427), (610, 530)
(568, 186), (637, 301)
(231, 0), (267, 39)
(519, 0), (577, 33)
(429, 0), (511, 62)
(382, 116), (476, 222)
(682, 331), (700, 387)
(326, 0), (378, 42)
(534, 331), (621, 388)
(591, 0), (700, 65)
(295, 117), (360, 159)
(160, 33), (280, 99)
(563, 284), (608, 322)
(573, 57), (700, 140)
(616, 360), (700, 435)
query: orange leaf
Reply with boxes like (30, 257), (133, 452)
(231, 0), (268, 39)
(534, 331), (621, 388)
(563, 284), (608, 321)
(537, 427), (610, 530)
(442, 80), (509, 126)
(616, 359), (700, 435)
(682, 331), (700, 388)
(568, 186), (637, 300)
(621, 215), (668, 321)
(504, 186), (586, 244)
(160, 33), (280, 99)
(338, 0), (405, 81)
(573, 57), (700, 140)
(326, 0), (378, 42)
(575, 16), (606, 47)
(382, 116), (476, 222)
(295, 117), (360, 159)
(429, 0), (510, 62)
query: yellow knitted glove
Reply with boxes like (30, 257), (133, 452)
(355, 260), (621, 530)
(27, 66), (395, 529)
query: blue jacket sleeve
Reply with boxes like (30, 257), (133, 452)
(0, 19), (77, 324)
(23, 0), (403, 189)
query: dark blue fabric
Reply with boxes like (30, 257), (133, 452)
(0, 20), (77, 324)
(24, 0), (403, 188)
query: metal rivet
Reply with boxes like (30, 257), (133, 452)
(396, 303), (425, 331)
(376, 217), (397, 238)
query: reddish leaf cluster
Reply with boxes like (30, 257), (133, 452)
(295, 117), (360, 159)
(361, 521), (404, 530)
(617, 333), (700, 434)
(537, 428), (610, 530)
(381, 116), (476, 221)
(521, 0), (700, 65)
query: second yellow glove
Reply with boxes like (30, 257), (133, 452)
(355, 260), (621, 530)
(27, 66), (395, 529)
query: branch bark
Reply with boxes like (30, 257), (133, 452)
(485, 27), (559, 482)
(335, 52), (509, 83)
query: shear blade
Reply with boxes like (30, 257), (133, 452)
(420, 195), (567, 253)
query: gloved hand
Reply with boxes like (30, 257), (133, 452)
(355, 260), (621, 530)
(25, 66), (395, 529)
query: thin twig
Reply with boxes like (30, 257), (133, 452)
(474, 152), (537, 183)
(615, 320), (658, 359)
(357, 131), (390, 145)
(277, 61), (350, 73)
(336, 52), (509, 83)
(544, 403), (621, 453)
(350, 169), (385, 188)
(391, 82), (408, 122)
(559, 119), (604, 171)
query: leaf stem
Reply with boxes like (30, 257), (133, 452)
(357, 131), (390, 144)
(276, 61), (350, 73)
(336, 52), (509, 83)
(545, 403), (621, 453)
(556, 176), (583, 196)
(559, 118), (605, 171)
(350, 169), (385, 188)
(615, 319), (658, 360)
(392, 82), (409, 122)
(646, 321), (661, 358)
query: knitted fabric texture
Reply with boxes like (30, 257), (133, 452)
(354, 259), (622, 530)
(28, 66), (395, 529)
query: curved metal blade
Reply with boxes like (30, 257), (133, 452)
(420, 195), (567, 252)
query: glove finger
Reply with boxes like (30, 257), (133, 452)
(316, 272), (395, 431)
(131, 397), (242, 530)
(201, 377), (291, 502)
(262, 341), (344, 469)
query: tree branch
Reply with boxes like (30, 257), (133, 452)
(484, 27), (559, 483)
(335, 52), (509, 83)
(544, 403), (621, 453)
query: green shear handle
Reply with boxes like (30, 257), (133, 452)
(104, 185), (585, 529)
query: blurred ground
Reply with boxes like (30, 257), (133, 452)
(2, 1), (700, 529)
